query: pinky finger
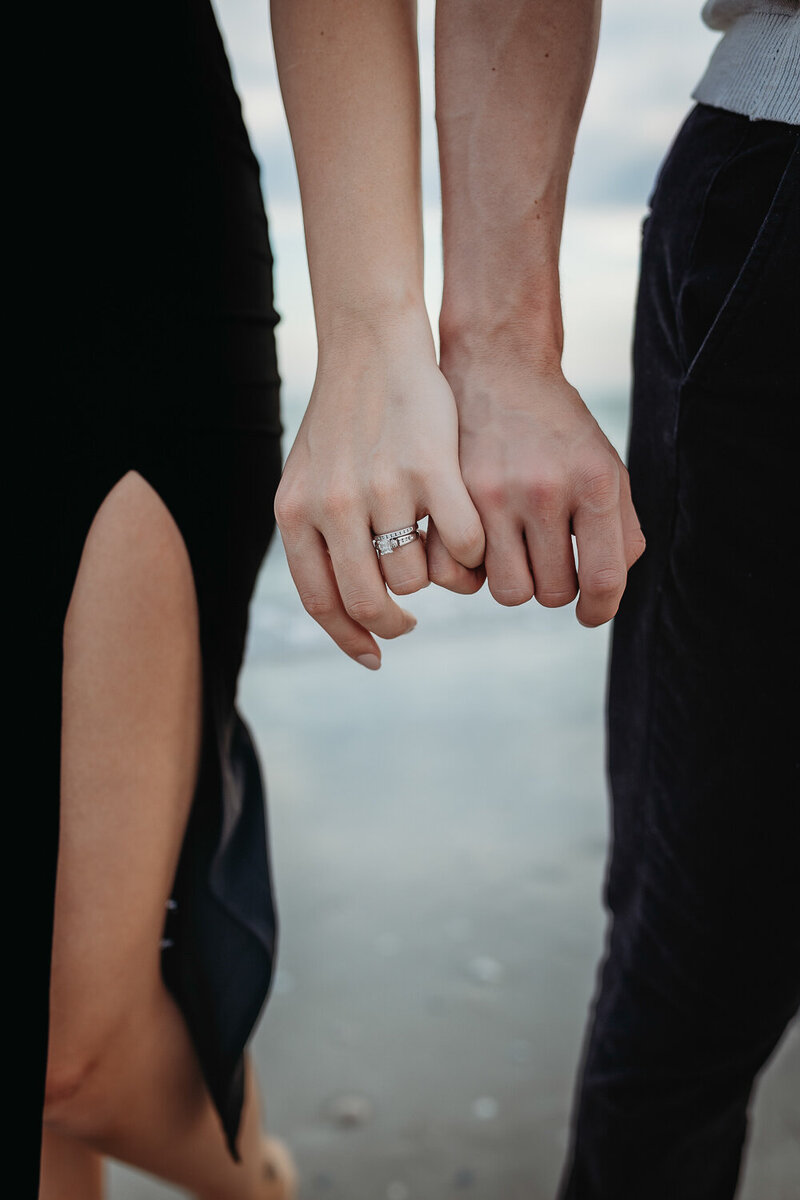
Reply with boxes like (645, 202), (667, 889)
(284, 528), (383, 669)
(617, 462), (647, 568)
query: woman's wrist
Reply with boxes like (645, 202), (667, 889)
(316, 293), (436, 369)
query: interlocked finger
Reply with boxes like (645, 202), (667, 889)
(525, 515), (579, 609)
(483, 516), (535, 607)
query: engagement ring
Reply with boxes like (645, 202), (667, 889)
(371, 524), (420, 555)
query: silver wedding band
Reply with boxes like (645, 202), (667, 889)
(372, 523), (420, 556)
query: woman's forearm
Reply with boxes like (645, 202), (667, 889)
(268, 1), (485, 667)
(435, 0), (601, 366)
(269, 0), (428, 354)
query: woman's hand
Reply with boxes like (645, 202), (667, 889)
(274, 316), (485, 668)
(269, 2), (485, 664)
(431, 343), (645, 627)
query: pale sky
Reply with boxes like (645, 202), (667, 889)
(213, 0), (719, 414)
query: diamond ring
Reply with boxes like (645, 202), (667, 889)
(371, 523), (420, 556)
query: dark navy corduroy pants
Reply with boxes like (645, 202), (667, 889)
(560, 103), (800, 1200)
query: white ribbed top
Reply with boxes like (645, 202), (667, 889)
(693, 1), (800, 123)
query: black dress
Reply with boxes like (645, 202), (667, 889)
(30, 0), (283, 1178)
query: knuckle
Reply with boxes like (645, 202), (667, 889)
(535, 583), (578, 608)
(471, 474), (506, 512)
(344, 593), (385, 625)
(576, 463), (619, 512)
(274, 488), (306, 533)
(388, 575), (428, 596)
(428, 559), (458, 589)
(300, 590), (338, 621)
(320, 488), (354, 524)
(525, 473), (563, 512)
(450, 521), (485, 565)
(584, 566), (625, 599)
(489, 580), (534, 607)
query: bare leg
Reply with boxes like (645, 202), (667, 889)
(41, 472), (293, 1200)
(39, 1129), (104, 1200)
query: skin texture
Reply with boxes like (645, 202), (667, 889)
(270, 0), (486, 669)
(40, 473), (291, 1200)
(272, 0), (644, 655)
(434, 0), (645, 625)
(42, 4), (642, 1192)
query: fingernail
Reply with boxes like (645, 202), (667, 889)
(402, 617), (418, 635)
(357, 653), (381, 670)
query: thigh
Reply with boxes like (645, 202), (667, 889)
(127, 426), (284, 1157)
(628, 114), (799, 994)
(49, 469), (203, 1086)
(609, 108), (800, 979)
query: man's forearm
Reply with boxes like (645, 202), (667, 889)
(270, 0), (428, 353)
(435, 0), (601, 366)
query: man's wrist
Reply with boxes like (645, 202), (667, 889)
(438, 304), (564, 377)
(439, 247), (564, 359)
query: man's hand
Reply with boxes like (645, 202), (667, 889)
(431, 1), (643, 622)
(428, 346), (645, 625)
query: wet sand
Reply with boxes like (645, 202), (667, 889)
(110, 398), (799, 1198)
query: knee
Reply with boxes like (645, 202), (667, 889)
(43, 1012), (130, 1139)
(43, 1050), (106, 1137)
